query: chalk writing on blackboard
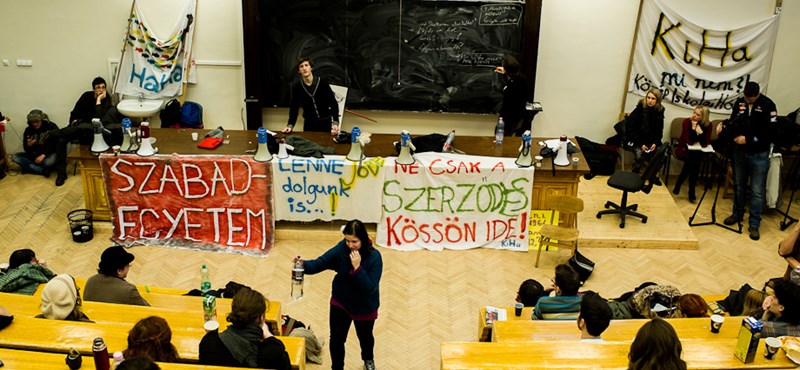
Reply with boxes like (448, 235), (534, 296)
(261, 0), (525, 114)
(479, 4), (523, 26)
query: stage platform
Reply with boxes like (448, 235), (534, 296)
(577, 175), (699, 250)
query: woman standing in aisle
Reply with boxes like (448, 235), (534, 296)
(295, 219), (383, 370)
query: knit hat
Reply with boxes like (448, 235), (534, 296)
(41, 274), (79, 320)
(99, 246), (135, 275)
(27, 109), (44, 123)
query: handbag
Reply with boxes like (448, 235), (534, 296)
(568, 248), (595, 283)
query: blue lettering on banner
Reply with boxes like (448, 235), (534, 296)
(500, 239), (522, 249)
(128, 63), (184, 93)
(281, 175), (350, 206)
(277, 158), (344, 175)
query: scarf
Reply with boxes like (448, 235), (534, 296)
(218, 324), (262, 367)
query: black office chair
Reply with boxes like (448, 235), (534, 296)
(597, 143), (669, 228)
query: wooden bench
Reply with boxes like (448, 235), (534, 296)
(441, 339), (797, 369)
(34, 277), (189, 297)
(24, 285), (283, 335)
(477, 296), (731, 341)
(0, 347), (242, 370)
(492, 316), (746, 342)
(0, 316), (306, 370)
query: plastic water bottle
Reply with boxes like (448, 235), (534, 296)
(442, 130), (456, 152)
(112, 351), (124, 368)
(92, 337), (110, 370)
(200, 264), (211, 296)
(495, 117), (505, 144)
(791, 266), (800, 285)
(291, 259), (304, 301)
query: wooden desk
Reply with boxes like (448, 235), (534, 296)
(20, 283), (283, 336)
(441, 339), (797, 369)
(492, 317), (746, 342)
(69, 129), (588, 221)
(477, 306), (534, 341)
(0, 316), (305, 370)
(0, 348), (242, 370)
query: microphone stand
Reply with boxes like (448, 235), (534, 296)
(688, 152), (742, 234)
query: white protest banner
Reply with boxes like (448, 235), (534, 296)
(378, 152), (533, 251)
(272, 156), (385, 222)
(629, 0), (779, 113)
(116, 0), (196, 98)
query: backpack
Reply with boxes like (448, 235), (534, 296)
(159, 99), (182, 128)
(181, 101), (203, 129)
(568, 248), (595, 284)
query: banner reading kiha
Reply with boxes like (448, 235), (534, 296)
(629, 0), (779, 114)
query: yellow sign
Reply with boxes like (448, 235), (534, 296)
(528, 210), (559, 251)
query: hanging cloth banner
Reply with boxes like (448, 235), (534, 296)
(377, 152), (533, 252)
(116, 0), (196, 98)
(628, 0), (779, 113)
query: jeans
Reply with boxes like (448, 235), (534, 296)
(12, 152), (56, 175)
(732, 148), (769, 228)
(329, 304), (375, 370)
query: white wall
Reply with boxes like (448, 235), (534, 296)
(0, 0), (243, 154)
(1, 0), (797, 155)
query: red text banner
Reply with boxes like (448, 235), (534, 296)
(377, 152), (533, 251)
(100, 154), (275, 256)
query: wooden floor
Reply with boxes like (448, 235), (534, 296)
(0, 166), (794, 369)
(579, 175), (699, 249)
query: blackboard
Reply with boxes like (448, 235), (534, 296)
(260, 0), (525, 114)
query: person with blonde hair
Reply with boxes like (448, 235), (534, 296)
(36, 274), (91, 322)
(123, 316), (179, 363)
(628, 319), (687, 370)
(625, 87), (665, 174)
(673, 106), (712, 202)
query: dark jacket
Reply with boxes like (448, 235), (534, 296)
(287, 77), (339, 129)
(303, 240), (382, 316)
(675, 118), (712, 160)
(22, 121), (59, 158)
(199, 331), (291, 370)
(500, 75), (527, 134)
(727, 94), (777, 153)
(625, 101), (664, 148)
(69, 91), (114, 124)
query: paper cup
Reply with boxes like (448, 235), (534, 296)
(514, 302), (524, 317)
(710, 314), (724, 333)
(191, 132), (199, 141)
(203, 320), (220, 332)
(765, 337), (782, 360)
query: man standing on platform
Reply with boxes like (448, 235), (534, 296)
(717, 81), (777, 241)
(282, 57), (341, 136)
